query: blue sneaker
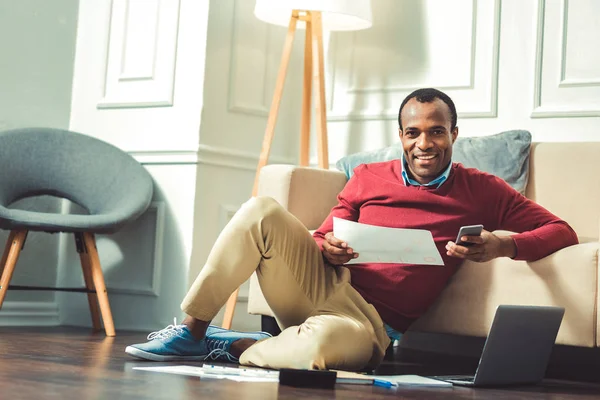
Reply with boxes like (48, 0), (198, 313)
(125, 318), (226, 361)
(125, 319), (272, 362)
(203, 329), (273, 363)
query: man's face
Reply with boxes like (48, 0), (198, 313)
(399, 98), (458, 184)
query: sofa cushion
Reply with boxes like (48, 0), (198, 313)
(335, 130), (532, 193)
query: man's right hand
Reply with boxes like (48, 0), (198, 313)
(322, 232), (359, 265)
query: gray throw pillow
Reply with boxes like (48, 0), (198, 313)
(335, 130), (532, 193)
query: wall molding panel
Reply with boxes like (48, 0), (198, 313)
(557, 0), (600, 88)
(218, 203), (252, 301)
(218, 204), (239, 233)
(197, 144), (295, 171)
(227, 0), (271, 117)
(98, 201), (165, 297)
(532, 0), (600, 118)
(327, 0), (500, 121)
(0, 301), (60, 326)
(345, 1), (478, 94)
(97, 0), (181, 109)
(219, 203), (239, 218)
(128, 146), (294, 168)
(129, 150), (200, 165)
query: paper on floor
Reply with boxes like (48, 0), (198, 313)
(134, 365), (206, 377)
(133, 365), (279, 383)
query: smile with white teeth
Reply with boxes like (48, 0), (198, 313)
(415, 154), (437, 160)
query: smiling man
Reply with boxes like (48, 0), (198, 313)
(400, 92), (457, 185)
(126, 88), (578, 372)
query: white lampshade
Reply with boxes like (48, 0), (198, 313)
(254, 0), (372, 31)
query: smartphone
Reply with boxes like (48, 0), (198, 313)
(455, 224), (484, 246)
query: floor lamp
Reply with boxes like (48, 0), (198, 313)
(221, 0), (372, 329)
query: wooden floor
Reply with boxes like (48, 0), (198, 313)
(1, 326), (599, 399)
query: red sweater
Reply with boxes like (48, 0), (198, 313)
(312, 161), (578, 332)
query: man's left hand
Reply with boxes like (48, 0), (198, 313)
(446, 230), (516, 262)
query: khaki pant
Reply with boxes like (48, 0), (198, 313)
(181, 197), (390, 370)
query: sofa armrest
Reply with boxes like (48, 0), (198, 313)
(409, 240), (600, 347)
(257, 165), (347, 230)
(248, 165), (348, 317)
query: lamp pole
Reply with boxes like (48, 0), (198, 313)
(221, 10), (330, 330)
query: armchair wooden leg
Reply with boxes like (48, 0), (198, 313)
(0, 230), (28, 309)
(82, 233), (115, 337)
(0, 231), (16, 278)
(75, 233), (102, 331)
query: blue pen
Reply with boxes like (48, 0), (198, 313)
(374, 379), (393, 388)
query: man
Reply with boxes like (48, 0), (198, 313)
(126, 88), (578, 371)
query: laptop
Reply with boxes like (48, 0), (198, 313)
(432, 305), (565, 387)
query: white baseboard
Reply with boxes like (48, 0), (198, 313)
(0, 301), (60, 326)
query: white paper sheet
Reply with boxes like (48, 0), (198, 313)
(133, 365), (280, 383)
(332, 217), (444, 266)
(134, 365), (208, 378)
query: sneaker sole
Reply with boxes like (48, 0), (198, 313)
(125, 346), (208, 362)
(205, 330), (273, 339)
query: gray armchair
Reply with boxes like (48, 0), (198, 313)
(0, 128), (153, 336)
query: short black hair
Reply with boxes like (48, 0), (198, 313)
(397, 88), (457, 131)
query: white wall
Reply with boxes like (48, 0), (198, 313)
(62, 0), (210, 331)
(0, 0), (78, 326)
(322, 0), (600, 168)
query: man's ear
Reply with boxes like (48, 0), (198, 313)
(451, 126), (459, 143)
(398, 128), (403, 139)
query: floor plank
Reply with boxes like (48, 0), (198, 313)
(0, 326), (599, 399)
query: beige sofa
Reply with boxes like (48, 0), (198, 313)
(247, 142), (600, 348)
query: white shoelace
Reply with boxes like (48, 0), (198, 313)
(204, 338), (238, 362)
(147, 318), (185, 341)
